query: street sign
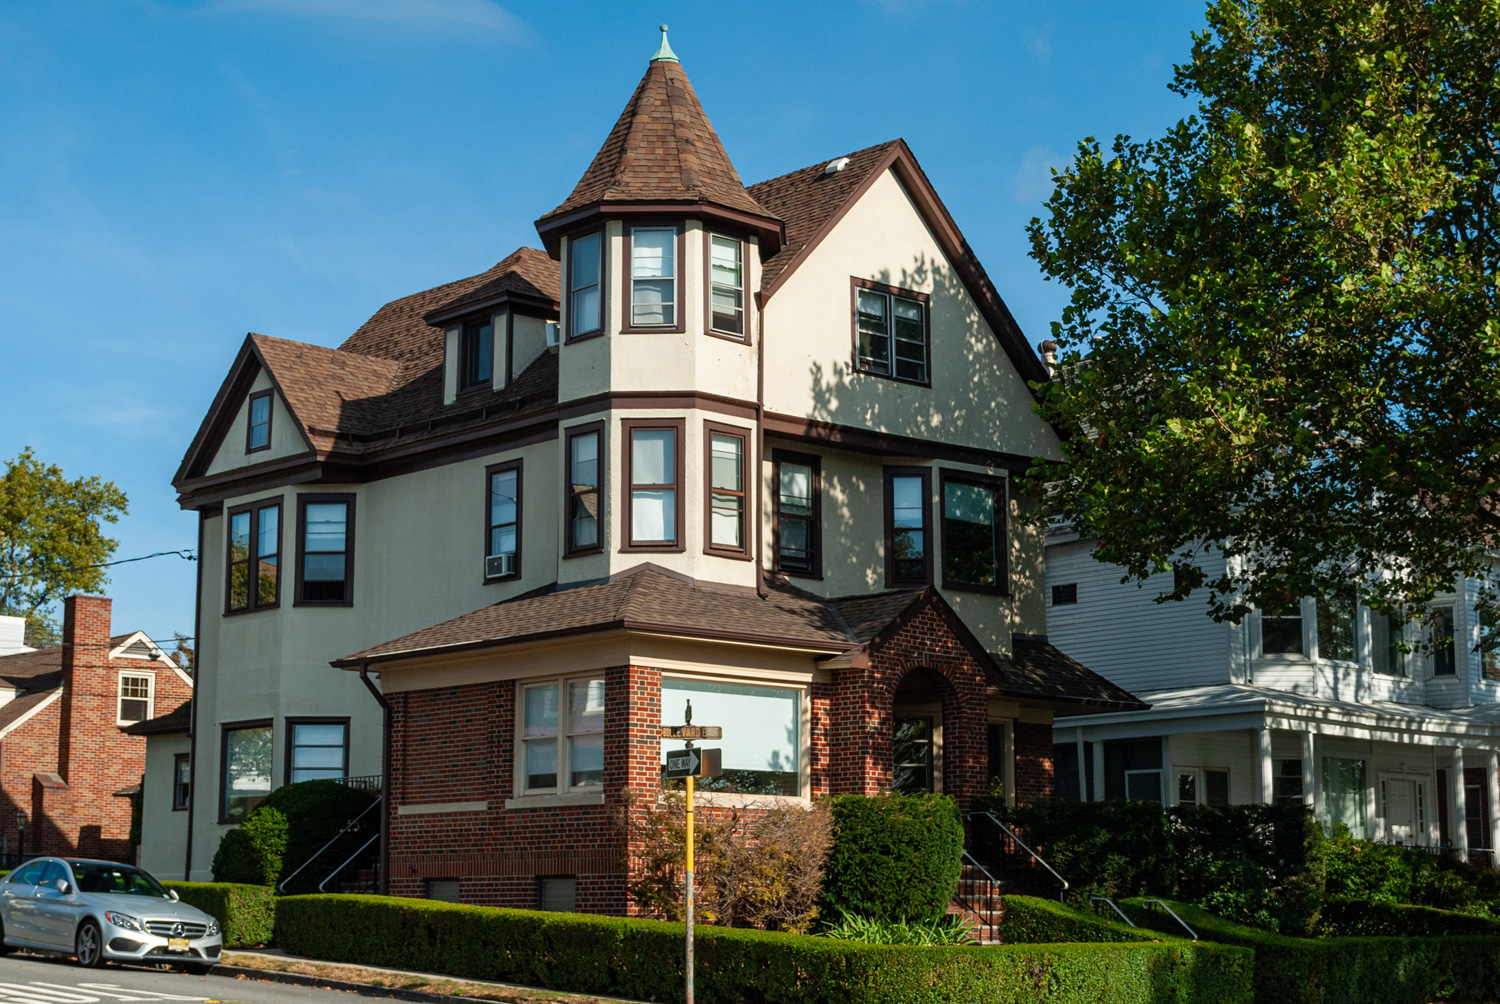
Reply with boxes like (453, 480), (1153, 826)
(660, 725), (722, 740)
(662, 747), (722, 780)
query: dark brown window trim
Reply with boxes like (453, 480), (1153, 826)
(457, 313), (496, 392)
(245, 390), (273, 454)
(172, 752), (191, 811)
(772, 449), (822, 580)
(850, 277), (933, 388)
(620, 417), (687, 553)
(225, 495), (283, 616)
(565, 230), (605, 343)
(283, 716), (351, 786)
(564, 421), (606, 557)
(219, 718), (273, 825)
(703, 421), (752, 560)
(938, 468), (1009, 595)
(294, 493), (356, 607)
(883, 466), (933, 588)
(621, 223), (687, 335)
(485, 458), (523, 583)
(703, 232), (750, 344)
(503, 310), (516, 386)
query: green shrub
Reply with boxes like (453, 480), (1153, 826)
(820, 913), (974, 945)
(211, 808), (287, 886)
(1319, 896), (1500, 937)
(1324, 824), (1500, 916)
(210, 780), (376, 890)
(276, 893), (1253, 1004)
(1172, 803), (1325, 935)
(985, 797), (1174, 903)
(998, 895), (1162, 944)
(164, 882), (275, 947)
(821, 793), (962, 924)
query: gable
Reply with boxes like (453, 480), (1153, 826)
(761, 166), (1061, 461)
(204, 368), (311, 476)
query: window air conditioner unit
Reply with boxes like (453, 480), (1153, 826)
(485, 552), (516, 579)
(545, 322), (560, 348)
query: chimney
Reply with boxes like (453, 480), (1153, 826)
(1038, 340), (1058, 377)
(59, 595), (113, 783)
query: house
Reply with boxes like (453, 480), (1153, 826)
(153, 29), (1141, 907)
(0, 596), (193, 866)
(0, 616), (33, 658)
(1045, 528), (1500, 861)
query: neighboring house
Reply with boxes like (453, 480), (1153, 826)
(0, 596), (193, 865)
(1046, 528), (1500, 861)
(155, 31), (1140, 906)
(0, 616), (33, 658)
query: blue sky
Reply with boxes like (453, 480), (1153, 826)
(0, 0), (1206, 647)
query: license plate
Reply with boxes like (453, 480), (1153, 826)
(167, 938), (189, 952)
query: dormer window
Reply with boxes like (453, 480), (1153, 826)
(246, 391), (272, 453)
(709, 235), (744, 338)
(626, 226), (680, 330)
(459, 316), (493, 390)
(853, 279), (929, 385)
(567, 232), (603, 340)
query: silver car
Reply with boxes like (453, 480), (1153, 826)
(0, 858), (222, 972)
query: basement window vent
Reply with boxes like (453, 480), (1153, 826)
(123, 640), (155, 658)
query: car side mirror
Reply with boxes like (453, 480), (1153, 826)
(168, 889), (179, 902)
(55, 880), (70, 895)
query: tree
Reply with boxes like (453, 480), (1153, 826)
(172, 631), (195, 672)
(1025, 0), (1500, 623)
(0, 448), (129, 644)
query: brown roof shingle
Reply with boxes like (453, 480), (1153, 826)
(991, 638), (1149, 712)
(122, 699), (192, 736)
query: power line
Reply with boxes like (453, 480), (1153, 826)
(73, 549), (196, 570)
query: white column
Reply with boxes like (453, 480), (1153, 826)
(1488, 749), (1500, 868)
(1162, 733), (1174, 806)
(1453, 747), (1470, 856)
(1092, 741), (1106, 802)
(1301, 730), (1316, 812)
(1258, 727), (1274, 804)
(1075, 728), (1088, 802)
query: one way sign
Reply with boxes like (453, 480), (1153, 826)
(662, 747), (722, 780)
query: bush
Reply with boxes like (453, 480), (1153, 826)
(1319, 896), (1500, 937)
(1324, 824), (1500, 916)
(1173, 803), (1326, 935)
(998, 895), (1162, 944)
(820, 913), (974, 946)
(985, 798), (1173, 903)
(821, 793), (962, 924)
(211, 808), (287, 886)
(164, 882), (275, 947)
(211, 780), (376, 891)
(276, 893), (1254, 1004)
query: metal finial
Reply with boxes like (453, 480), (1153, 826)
(684, 700), (693, 724)
(650, 24), (679, 64)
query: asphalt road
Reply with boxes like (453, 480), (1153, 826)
(0, 953), (364, 1004)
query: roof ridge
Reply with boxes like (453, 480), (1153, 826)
(746, 139), (903, 191)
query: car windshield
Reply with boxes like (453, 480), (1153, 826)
(68, 862), (170, 898)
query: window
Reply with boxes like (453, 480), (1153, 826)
(893, 718), (934, 793)
(1273, 759), (1304, 803)
(426, 879), (461, 903)
(1172, 563), (1198, 595)
(626, 226), (679, 328)
(1125, 770), (1162, 803)
(459, 315), (493, 390)
(773, 452), (820, 577)
(705, 424), (748, 556)
(286, 719), (348, 784)
(1322, 757), (1367, 832)
(1261, 597), (1304, 655)
(539, 876), (577, 912)
(1373, 609), (1407, 676)
(567, 232), (602, 339)
(940, 472), (1006, 592)
(519, 677), (605, 793)
(884, 468), (931, 586)
(296, 495), (354, 605)
(1204, 768), (1230, 806)
(660, 678), (800, 796)
(853, 279), (928, 384)
(1432, 605), (1457, 676)
(1052, 583), (1078, 606)
(221, 722), (272, 823)
(485, 461), (521, 580)
(708, 235), (744, 337)
(246, 391), (272, 453)
(117, 674), (152, 725)
(1482, 606), (1500, 682)
(1176, 771), (1198, 805)
(172, 754), (191, 811)
(1316, 591), (1357, 662)
(1176, 768), (1229, 806)
(565, 425), (603, 555)
(227, 500), (280, 613)
(622, 420), (683, 550)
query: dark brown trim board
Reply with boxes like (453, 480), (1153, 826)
(219, 718), (274, 824)
(883, 466), (933, 588)
(245, 389), (273, 454)
(850, 276), (932, 388)
(172, 752), (191, 811)
(564, 421), (606, 557)
(559, 390), (758, 424)
(294, 493), (356, 607)
(456, 312), (496, 393)
(283, 716), (352, 787)
(621, 223), (687, 335)
(224, 495), (283, 615)
(620, 417), (687, 553)
(704, 231), (751, 343)
(537, 201), (783, 258)
(771, 449), (822, 579)
(762, 412), (1033, 473)
(484, 458), (523, 583)
(938, 468), (1008, 595)
(564, 229), (606, 343)
(504, 310), (516, 387)
(702, 420), (753, 560)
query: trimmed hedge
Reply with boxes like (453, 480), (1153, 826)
(1319, 896), (1500, 937)
(164, 882), (275, 947)
(822, 793), (963, 924)
(277, 894), (1254, 1004)
(1122, 896), (1500, 1004)
(999, 895), (1163, 944)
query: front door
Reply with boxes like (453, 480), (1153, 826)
(1386, 779), (1417, 845)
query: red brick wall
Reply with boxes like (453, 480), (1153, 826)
(1013, 721), (1055, 803)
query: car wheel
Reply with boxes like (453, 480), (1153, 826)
(74, 920), (104, 968)
(0, 916), (10, 955)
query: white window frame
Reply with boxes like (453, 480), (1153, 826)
(117, 672), (154, 726)
(628, 226), (678, 328)
(515, 676), (606, 796)
(1124, 768), (1163, 804)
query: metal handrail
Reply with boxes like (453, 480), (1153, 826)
(1091, 897), (1137, 927)
(278, 795), (382, 893)
(1139, 899), (1198, 940)
(956, 849), (1002, 937)
(970, 812), (1070, 894)
(318, 832), (380, 893)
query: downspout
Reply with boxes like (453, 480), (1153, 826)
(359, 662), (391, 895)
(184, 509), (206, 881)
(755, 290), (767, 599)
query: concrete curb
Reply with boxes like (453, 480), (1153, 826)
(216, 966), (472, 1003)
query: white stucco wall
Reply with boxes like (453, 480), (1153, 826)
(205, 370), (309, 476)
(138, 733), (191, 879)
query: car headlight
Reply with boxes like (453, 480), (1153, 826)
(103, 911), (142, 932)
(206, 920), (220, 936)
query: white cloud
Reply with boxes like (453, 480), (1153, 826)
(1011, 146), (1062, 206)
(209, 0), (527, 36)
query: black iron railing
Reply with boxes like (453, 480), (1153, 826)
(967, 811), (1069, 901)
(955, 850), (1003, 940)
(336, 774), (383, 793)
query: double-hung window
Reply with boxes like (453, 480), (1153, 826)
(118, 673), (152, 725)
(1432, 605), (1457, 676)
(1481, 606), (1500, 681)
(623, 420), (683, 550)
(172, 754), (191, 811)
(221, 721), (272, 823)
(459, 315), (493, 390)
(286, 719), (348, 784)
(940, 471), (1006, 593)
(1261, 596), (1304, 655)
(519, 678), (605, 793)
(884, 468), (931, 586)
(1316, 591), (1357, 662)
(567, 232), (602, 339)
(246, 391), (272, 453)
(227, 499), (281, 613)
(565, 424), (603, 555)
(627, 227), (678, 328)
(296, 495), (354, 605)
(486, 461), (521, 580)
(705, 424), (748, 556)
(708, 235), (744, 337)
(773, 452), (820, 577)
(853, 280), (928, 383)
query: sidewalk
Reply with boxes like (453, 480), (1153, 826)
(219, 949), (647, 1004)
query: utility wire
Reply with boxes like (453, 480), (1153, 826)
(71, 549), (196, 570)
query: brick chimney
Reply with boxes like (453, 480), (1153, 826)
(58, 595), (114, 784)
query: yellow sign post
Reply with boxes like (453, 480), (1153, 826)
(660, 701), (722, 1004)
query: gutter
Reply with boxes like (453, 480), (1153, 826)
(755, 287), (767, 599)
(359, 663), (391, 896)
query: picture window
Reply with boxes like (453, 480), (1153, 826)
(660, 678), (800, 797)
(940, 472), (1005, 592)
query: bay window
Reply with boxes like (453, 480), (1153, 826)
(567, 232), (602, 340)
(884, 468), (931, 586)
(940, 471), (1006, 593)
(1261, 597), (1304, 656)
(708, 235), (744, 337)
(773, 452), (820, 577)
(660, 678), (800, 796)
(1432, 605), (1457, 676)
(227, 499), (280, 613)
(519, 677), (605, 794)
(705, 424), (748, 556)
(1315, 591), (1356, 663)
(221, 721), (272, 823)
(626, 226), (679, 329)
(622, 420), (683, 550)
(565, 424), (603, 555)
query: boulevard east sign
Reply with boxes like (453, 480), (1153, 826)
(662, 746), (722, 780)
(660, 725), (722, 740)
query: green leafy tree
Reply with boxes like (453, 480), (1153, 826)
(1025, 0), (1500, 623)
(0, 448), (129, 644)
(172, 631), (195, 672)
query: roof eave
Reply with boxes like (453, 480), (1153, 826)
(423, 290), (560, 328)
(534, 200), (785, 258)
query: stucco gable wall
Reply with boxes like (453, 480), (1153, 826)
(205, 369), (309, 476)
